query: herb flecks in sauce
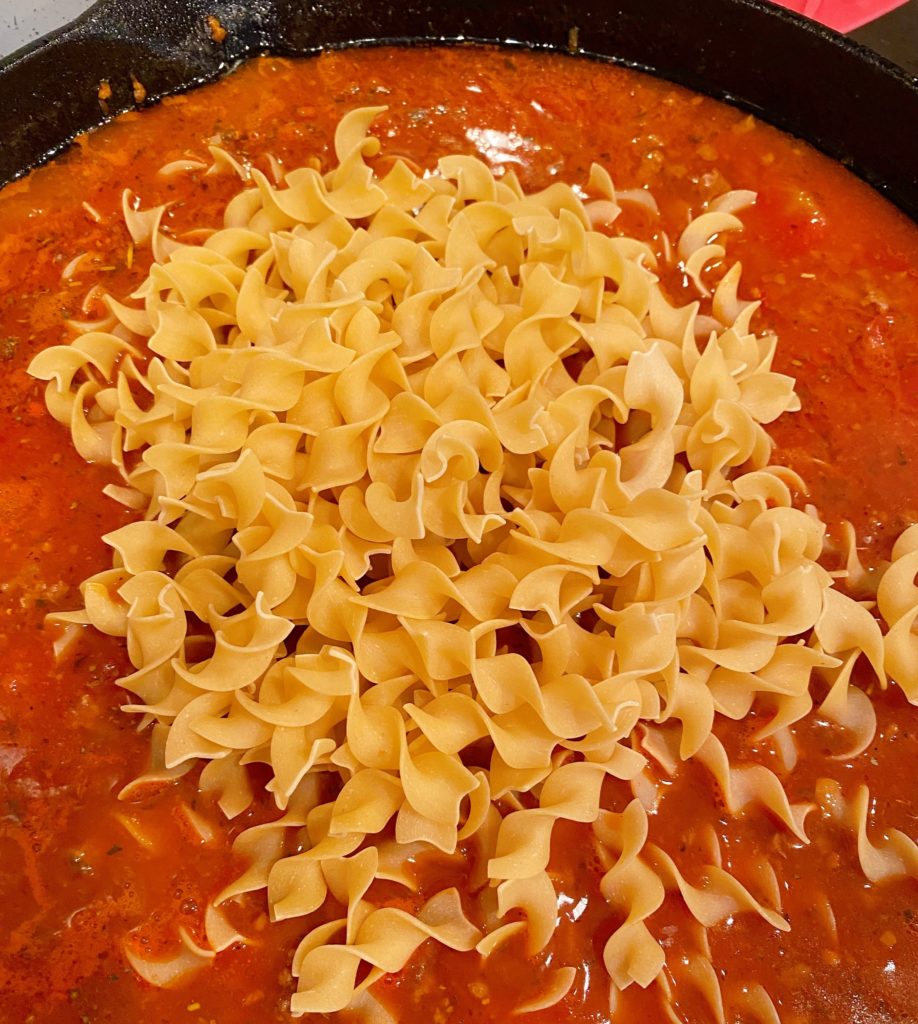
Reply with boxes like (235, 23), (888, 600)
(0, 46), (916, 1024)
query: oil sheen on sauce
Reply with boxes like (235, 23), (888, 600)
(0, 45), (916, 1024)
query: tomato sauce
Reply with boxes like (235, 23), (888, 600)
(0, 45), (915, 1024)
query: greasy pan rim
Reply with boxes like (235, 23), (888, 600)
(0, 0), (916, 210)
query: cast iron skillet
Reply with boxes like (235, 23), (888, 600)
(0, 0), (916, 218)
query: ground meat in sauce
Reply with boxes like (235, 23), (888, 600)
(0, 46), (916, 1024)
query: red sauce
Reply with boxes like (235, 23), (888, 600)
(0, 46), (915, 1024)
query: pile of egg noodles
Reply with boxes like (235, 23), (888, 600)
(30, 108), (918, 1017)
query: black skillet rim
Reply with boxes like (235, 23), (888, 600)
(0, 0), (916, 219)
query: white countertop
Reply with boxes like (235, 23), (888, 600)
(0, 0), (96, 58)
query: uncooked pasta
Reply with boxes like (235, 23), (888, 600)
(24, 97), (918, 1019)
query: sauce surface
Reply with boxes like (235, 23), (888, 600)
(0, 45), (916, 1024)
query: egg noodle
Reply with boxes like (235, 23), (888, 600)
(29, 107), (918, 1018)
